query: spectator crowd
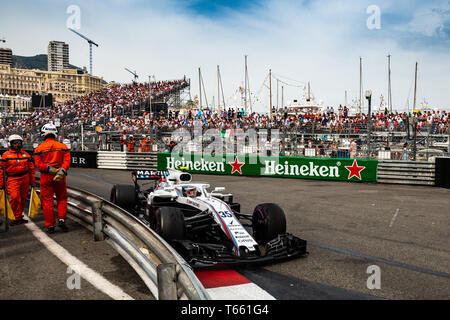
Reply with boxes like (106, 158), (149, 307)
(0, 77), (448, 151)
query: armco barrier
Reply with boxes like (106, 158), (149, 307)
(48, 184), (210, 300)
(97, 151), (157, 170)
(377, 160), (435, 186)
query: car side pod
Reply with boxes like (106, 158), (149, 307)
(265, 233), (308, 259)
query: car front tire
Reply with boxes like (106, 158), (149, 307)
(252, 203), (286, 243)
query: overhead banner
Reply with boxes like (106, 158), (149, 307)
(157, 153), (378, 183)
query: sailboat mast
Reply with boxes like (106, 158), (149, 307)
(269, 69), (272, 119)
(246, 56), (252, 114)
(413, 62), (418, 111)
(244, 55), (248, 112)
(198, 67), (202, 109)
(307, 82), (311, 102)
(359, 57), (363, 114)
(217, 65), (220, 110)
(387, 54), (392, 113)
(218, 67), (226, 109)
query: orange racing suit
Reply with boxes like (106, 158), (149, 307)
(0, 149), (35, 220)
(34, 137), (71, 227)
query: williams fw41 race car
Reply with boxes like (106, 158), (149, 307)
(110, 169), (308, 266)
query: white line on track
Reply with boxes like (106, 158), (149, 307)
(389, 208), (400, 228)
(25, 219), (134, 300)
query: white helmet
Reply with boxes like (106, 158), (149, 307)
(8, 135), (23, 149)
(8, 134), (23, 143)
(41, 123), (58, 138)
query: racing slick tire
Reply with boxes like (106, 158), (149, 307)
(110, 184), (136, 209)
(252, 203), (286, 243)
(154, 207), (185, 242)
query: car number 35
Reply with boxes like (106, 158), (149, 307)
(218, 211), (233, 218)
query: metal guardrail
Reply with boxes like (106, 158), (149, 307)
(97, 151), (157, 170)
(58, 185), (210, 300)
(377, 160), (436, 186)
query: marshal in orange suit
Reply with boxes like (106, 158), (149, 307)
(34, 123), (71, 234)
(0, 135), (35, 225)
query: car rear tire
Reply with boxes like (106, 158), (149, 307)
(252, 203), (286, 243)
(154, 207), (185, 242)
(110, 184), (136, 209)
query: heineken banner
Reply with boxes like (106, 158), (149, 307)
(157, 153), (378, 183)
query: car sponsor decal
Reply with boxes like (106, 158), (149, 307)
(175, 187), (183, 197)
(196, 198), (240, 256)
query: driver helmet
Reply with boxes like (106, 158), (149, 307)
(8, 134), (23, 150)
(182, 186), (197, 198)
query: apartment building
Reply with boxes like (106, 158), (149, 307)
(47, 41), (69, 72)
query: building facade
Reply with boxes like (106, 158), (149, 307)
(0, 48), (13, 66)
(47, 41), (69, 72)
(0, 94), (31, 115)
(0, 64), (104, 108)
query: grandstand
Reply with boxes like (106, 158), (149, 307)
(0, 76), (448, 161)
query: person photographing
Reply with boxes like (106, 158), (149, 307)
(34, 123), (71, 234)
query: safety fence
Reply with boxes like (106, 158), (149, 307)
(61, 185), (210, 300)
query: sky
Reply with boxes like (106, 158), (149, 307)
(1, 0), (450, 113)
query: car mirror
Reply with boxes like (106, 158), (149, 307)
(213, 187), (225, 192)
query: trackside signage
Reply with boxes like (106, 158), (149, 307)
(157, 153), (378, 182)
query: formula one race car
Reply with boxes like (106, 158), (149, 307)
(110, 169), (307, 266)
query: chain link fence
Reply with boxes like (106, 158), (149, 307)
(87, 123), (450, 162)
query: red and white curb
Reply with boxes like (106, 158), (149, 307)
(195, 269), (275, 300)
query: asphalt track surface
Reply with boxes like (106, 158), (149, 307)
(1, 168), (449, 300)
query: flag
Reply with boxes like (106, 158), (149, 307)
(0, 189), (15, 221)
(221, 129), (233, 139)
(28, 188), (41, 219)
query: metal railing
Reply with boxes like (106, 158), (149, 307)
(62, 185), (210, 300)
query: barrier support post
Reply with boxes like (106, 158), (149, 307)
(91, 200), (104, 241)
(157, 263), (177, 300)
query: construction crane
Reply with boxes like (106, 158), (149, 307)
(68, 28), (98, 75)
(124, 68), (138, 82)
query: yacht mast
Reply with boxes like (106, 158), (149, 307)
(244, 55), (252, 114)
(413, 62), (418, 111)
(359, 57), (363, 114)
(198, 67), (202, 109)
(269, 69), (272, 119)
(387, 54), (392, 113)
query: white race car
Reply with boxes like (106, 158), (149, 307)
(110, 169), (308, 266)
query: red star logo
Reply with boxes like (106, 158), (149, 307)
(229, 156), (244, 174)
(345, 160), (365, 180)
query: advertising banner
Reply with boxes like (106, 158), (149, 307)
(157, 153), (378, 183)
